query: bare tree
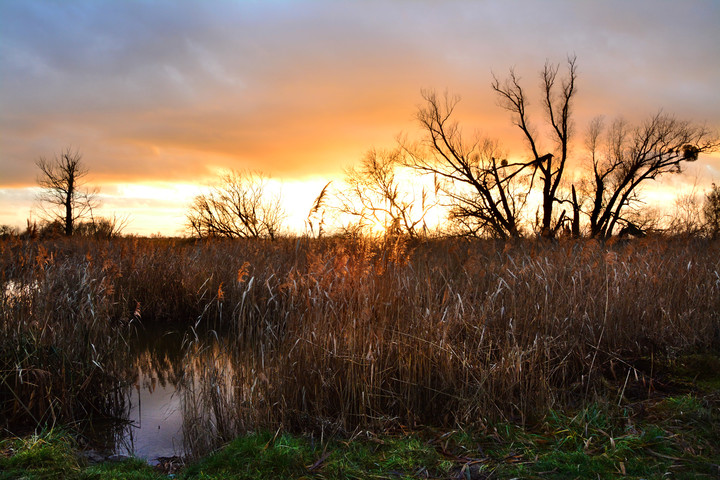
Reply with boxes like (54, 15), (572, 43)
(404, 90), (527, 239)
(583, 113), (719, 238)
(665, 184), (705, 237)
(187, 170), (285, 240)
(35, 148), (99, 236)
(75, 214), (130, 239)
(337, 148), (436, 238)
(492, 56), (577, 237)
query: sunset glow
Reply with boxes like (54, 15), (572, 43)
(1, 1), (719, 236)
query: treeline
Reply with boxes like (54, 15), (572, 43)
(10, 57), (720, 241)
(188, 57), (720, 241)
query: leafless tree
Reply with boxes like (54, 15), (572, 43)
(403, 90), (527, 239)
(583, 113), (719, 238)
(187, 170), (285, 240)
(75, 214), (130, 239)
(492, 56), (577, 238)
(664, 184), (705, 237)
(35, 148), (99, 236)
(337, 148), (436, 238)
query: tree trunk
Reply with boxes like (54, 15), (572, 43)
(571, 185), (580, 238)
(65, 177), (74, 236)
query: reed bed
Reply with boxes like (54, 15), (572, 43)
(1, 236), (719, 455)
(190, 237), (720, 444)
(0, 238), (131, 430)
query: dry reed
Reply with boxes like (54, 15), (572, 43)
(2, 236), (718, 454)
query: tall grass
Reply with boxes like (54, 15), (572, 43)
(0, 238), (131, 430)
(2, 236), (719, 456)
(184, 237), (720, 446)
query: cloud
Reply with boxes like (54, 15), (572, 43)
(1, 0), (719, 233)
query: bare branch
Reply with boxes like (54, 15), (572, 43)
(34, 148), (99, 236)
(187, 170), (286, 240)
(492, 57), (578, 237)
(402, 90), (528, 238)
(335, 148), (437, 238)
(581, 112), (720, 237)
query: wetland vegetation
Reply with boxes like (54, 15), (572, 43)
(1, 235), (719, 478)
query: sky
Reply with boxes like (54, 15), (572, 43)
(1, 0), (719, 236)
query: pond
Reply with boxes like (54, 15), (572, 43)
(88, 326), (234, 465)
(115, 328), (186, 463)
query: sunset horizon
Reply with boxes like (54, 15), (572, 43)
(4, 2), (720, 473)
(2, 0), (719, 236)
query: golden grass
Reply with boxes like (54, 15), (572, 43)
(1, 236), (719, 453)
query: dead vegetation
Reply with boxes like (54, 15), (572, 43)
(1, 236), (719, 456)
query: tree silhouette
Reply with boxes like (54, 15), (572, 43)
(337, 148), (436, 238)
(582, 113), (719, 238)
(404, 90), (527, 239)
(187, 170), (285, 240)
(35, 148), (99, 236)
(492, 56), (577, 238)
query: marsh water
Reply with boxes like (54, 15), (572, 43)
(118, 328), (186, 462)
(90, 325), (223, 464)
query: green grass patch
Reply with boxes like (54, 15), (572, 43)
(319, 435), (454, 479)
(671, 353), (720, 391)
(182, 431), (454, 479)
(0, 430), (81, 480)
(483, 398), (720, 480)
(182, 431), (314, 479)
(2, 396), (720, 479)
(79, 457), (165, 480)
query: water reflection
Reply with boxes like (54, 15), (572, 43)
(117, 370), (183, 461)
(93, 327), (186, 464)
(90, 324), (267, 464)
(109, 327), (189, 464)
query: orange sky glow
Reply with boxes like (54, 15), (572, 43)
(1, 1), (719, 236)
